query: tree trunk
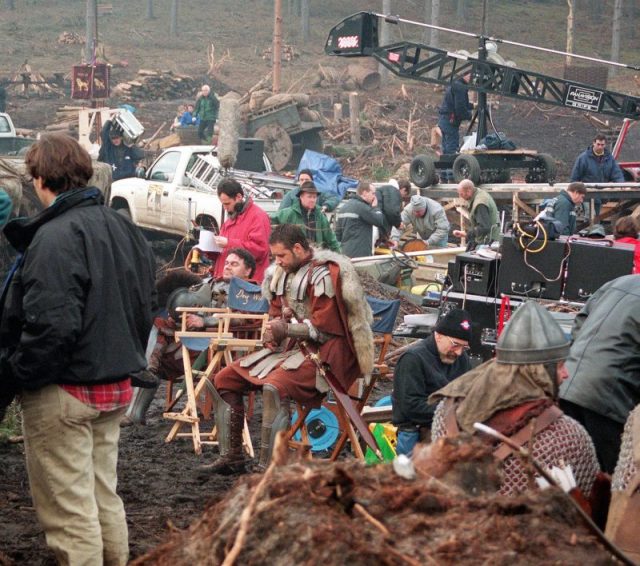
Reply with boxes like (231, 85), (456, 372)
(169, 0), (178, 37)
(301, 0), (310, 43)
(146, 0), (154, 19)
(566, 0), (575, 68)
(85, 0), (97, 64)
(609, 0), (623, 79)
(422, 0), (432, 45)
(379, 0), (392, 82)
(430, 0), (440, 49)
(456, 0), (467, 20)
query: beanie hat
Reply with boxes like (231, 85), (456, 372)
(410, 194), (427, 213)
(434, 309), (473, 342)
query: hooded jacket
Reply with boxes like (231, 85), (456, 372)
(271, 199), (340, 252)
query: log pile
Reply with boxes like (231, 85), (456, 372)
(112, 69), (198, 102)
(131, 435), (614, 565)
(7, 63), (64, 98)
(262, 44), (298, 62)
(311, 64), (381, 92)
(44, 105), (86, 134)
(58, 31), (85, 45)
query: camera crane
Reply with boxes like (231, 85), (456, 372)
(325, 12), (640, 186)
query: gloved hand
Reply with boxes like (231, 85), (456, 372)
(266, 320), (289, 345)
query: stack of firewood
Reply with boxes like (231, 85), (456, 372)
(112, 69), (197, 102)
(44, 105), (86, 134)
(58, 31), (85, 45)
(8, 64), (63, 98)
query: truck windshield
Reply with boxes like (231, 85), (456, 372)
(0, 117), (11, 133)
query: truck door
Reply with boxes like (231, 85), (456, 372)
(143, 150), (181, 228)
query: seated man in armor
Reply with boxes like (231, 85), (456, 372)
(124, 248), (256, 425)
(429, 301), (600, 499)
(203, 224), (374, 474)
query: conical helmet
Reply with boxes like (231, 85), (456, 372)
(496, 301), (569, 364)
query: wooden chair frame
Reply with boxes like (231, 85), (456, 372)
(163, 306), (268, 455)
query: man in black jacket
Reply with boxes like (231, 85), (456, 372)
(0, 133), (156, 564)
(437, 72), (473, 155)
(98, 119), (144, 181)
(335, 181), (385, 258)
(392, 309), (472, 456)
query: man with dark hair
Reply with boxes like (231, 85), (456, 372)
(571, 134), (624, 216)
(125, 249), (258, 426)
(97, 119), (144, 181)
(392, 309), (472, 456)
(0, 133), (156, 564)
(398, 179), (413, 206)
(438, 72), (473, 155)
(212, 177), (271, 282)
(271, 181), (340, 252)
(203, 223), (374, 474)
(537, 181), (586, 236)
(278, 169), (340, 212)
(335, 181), (385, 258)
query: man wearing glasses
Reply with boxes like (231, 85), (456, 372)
(392, 309), (472, 456)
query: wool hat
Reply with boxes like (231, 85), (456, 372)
(410, 194), (427, 213)
(434, 309), (473, 342)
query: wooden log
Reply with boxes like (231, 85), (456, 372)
(349, 92), (361, 146)
(333, 103), (343, 122)
(347, 64), (381, 91)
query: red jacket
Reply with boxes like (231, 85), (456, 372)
(213, 199), (271, 282)
(615, 236), (640, 274)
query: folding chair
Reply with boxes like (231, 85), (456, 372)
(287, 296), (400, 461)
(163, 277), (269, 455)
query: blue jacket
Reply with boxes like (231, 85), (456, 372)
(541, 190), (577, 235)
(570, 147), (624, 184)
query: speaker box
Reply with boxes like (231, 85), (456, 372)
(235, 138), (265, 172)
(498, 236), (568, 300)
(564, 241), (634, 301)
(448, 252), (500, 297)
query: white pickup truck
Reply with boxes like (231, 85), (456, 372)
(0, 113), (36, 157)
(109, 145), (297, 237)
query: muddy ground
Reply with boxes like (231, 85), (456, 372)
(0, 378), (393, 565)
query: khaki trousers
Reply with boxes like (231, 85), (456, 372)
(21, 385), (129, 566)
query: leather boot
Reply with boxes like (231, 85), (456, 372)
(200, 385), (247, 475)
(257, 384), (290, 470)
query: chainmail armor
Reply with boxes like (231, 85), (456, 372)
(432, 400), (600, 497)
(611, 405), (639, 492)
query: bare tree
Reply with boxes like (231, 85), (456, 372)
(430, 0), (440, 49)
(86, 0), (97, 64)
(379, 0), (392, 82)
(566, 0), (575, 68)
(456, 0), (467, 20)
(169, 0), (178, 37)
(609, 0), (623, 79)
(422, 0), (432, 45)
(301, 0), (310, 43)
(146, 0), (154, 19)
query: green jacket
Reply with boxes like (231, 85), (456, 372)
(271, 201), (340, 252)
(194, 93), (219, 122)
(469, 188), (500, 246)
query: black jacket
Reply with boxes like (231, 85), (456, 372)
(561, 274), (640, 424)
(0, 187), (156, 391)
(438, 78), (473, 125)
(335, 195), (385, 258)
(392, 335), (470, 428)
(541, 190), (577, 235)
(376, 184), (402, 238)
(98, 120), (144, 181)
